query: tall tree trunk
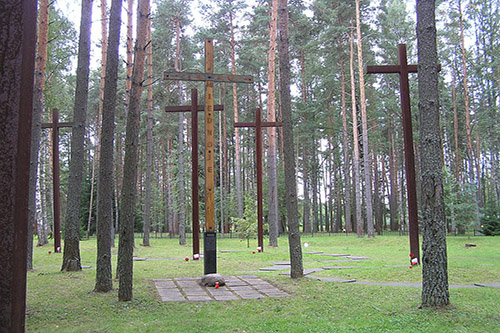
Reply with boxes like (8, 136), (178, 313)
(340, 61), (352, 233)
(311, 142), (319, 232)
(118, 0), (149, 302)
(28, 0), (50, 270)
(278, 0), (303, 279)
(62, 0), (93, 272)
(451, 74), (461, 182)
(230, 11), (243, 219)
(174, 17), (186, 246)
(267, 0), (279, 247)
(349, 26), (363, 237)
(87, 0), (108, 239)
(417, 0), (450, 308)
(302, 147), (311, 234)
(142, 12), (153, 247)
(355, 0), (374, 238)
(458, 0), (474, 181)
(95, 0), (123, 293)
(37, 149), (49, 246)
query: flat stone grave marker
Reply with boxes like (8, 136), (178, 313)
(153, 275), (290, 302)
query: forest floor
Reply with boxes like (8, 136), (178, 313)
(26, 233), (500, 332)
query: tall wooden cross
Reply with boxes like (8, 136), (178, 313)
(164, 38), (253, 274)
(367, 44), (424, 263)
(41, 108), (73, 253)
(165, 89), (223, 260)
(234, 108), (282, 252)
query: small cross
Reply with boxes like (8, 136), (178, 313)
(41, 108), (73, 253)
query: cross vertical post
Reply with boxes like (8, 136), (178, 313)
(235, 109), (282, 252)
(42, 108), (73, 253)
(204, 39), (217, 274)
(367, 44), (420, 263)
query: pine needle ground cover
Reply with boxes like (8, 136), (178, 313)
(26, 234), (500, 332)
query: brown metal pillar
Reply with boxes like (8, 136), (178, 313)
(52, 109), (62, 253)
(398, 44), (420, 262)
(255, 108), (264, 252)
(191, 89), (200, 259)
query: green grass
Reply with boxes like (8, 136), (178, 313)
(26, 234), (500, 332)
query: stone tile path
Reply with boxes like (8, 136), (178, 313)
(153, 275), (290, 302)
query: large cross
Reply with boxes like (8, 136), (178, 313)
(165, 89), (223, 260)
(164, 38), (253, 274)
(41, 108), (73, 253)
(234, 108), (282, 252)
(367, 44), (425, 263)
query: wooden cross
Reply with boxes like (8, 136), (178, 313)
(165, 89), (223, 260)
(41, 108), (73, 253)
(234, 108), (282, 252)
(164, 38), (253, 274)
(367, 44), (428, 263)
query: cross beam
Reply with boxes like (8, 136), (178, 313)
(235, 108), (282, 252)
(164, 38), (253, 275)
(367, 44), (426, 263)
(165, 89), (224, 260)
(41, 108), (73, 253)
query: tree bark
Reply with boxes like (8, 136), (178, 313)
(349, 26), (363, 237)
(278, 0), (303, 279)
(267, 0), (279, 247)
(118, 0), (149, 302)
(0, 1), (37, 329)
(340, 61), (352, 233)
(62, 0), (93, 272)
(355, 0), (374, 238)
(174, 17), (186, 246)
(142, 14), (153, 247)
(230, 11), (244, 219)
(417, 0), (450, 308)
(28, 0), (50, 271)
(95, 0), (123, 293)
(87, 0), (108, 239)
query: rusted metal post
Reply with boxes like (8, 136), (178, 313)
(191, 89), (200, 259)
(367, 44), (421, 263)
(42, 109), (73, 253)
(235, 110), (282, 253)
(255, 108), (264, 251)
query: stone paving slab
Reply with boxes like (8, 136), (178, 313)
(304, 251), (324, 254)
(347, 256), (370, 260)
(274, 262), (291, 265)
(260, 266), (289, 272)
(280, 268), (324, 276)
(383, 265), (409, 268)
(153, 275), (290, 302)
(318, 260), (351, 263)
(317, 253), (351, 257)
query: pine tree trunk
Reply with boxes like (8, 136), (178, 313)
(87, 0), (108, 239)
(278, 0), (303, 279)
(174, 18), (186, 246)
(388, 119), (400, 231)
(95, 0), (123, 293)
(458, 0), (474, 181)
(267, 0), (279, 247)
(28, 0), (50, 270)
(417, 0), (450, 308)
(302, 147), (311, 234)
(142, 14), (153, 247)
(62, 0), (93, 272)
(118, 0), (149, 301)
(230, 12), (243, 219)
(340, 61), (352, 233)
(355, 0), (374, 238)
(349, 27), (363, 237)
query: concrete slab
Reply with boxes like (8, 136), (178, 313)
(474, 283), (500, 288)
(318, 253), (351, 257)
(280, 268), (324, 276)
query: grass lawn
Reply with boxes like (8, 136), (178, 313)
(26, 233), (500, 332)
